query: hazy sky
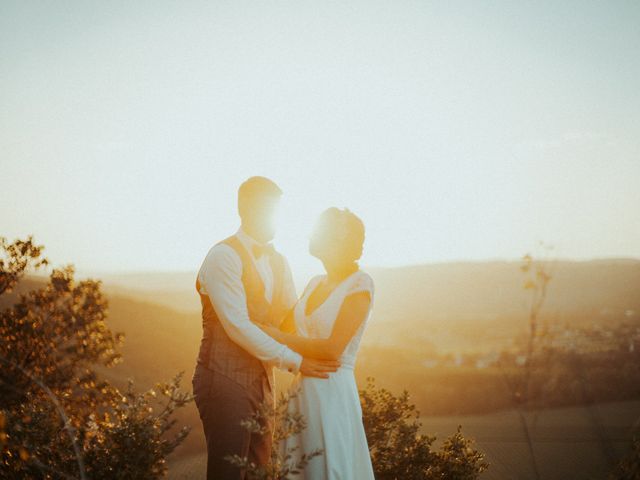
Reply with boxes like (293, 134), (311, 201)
(2, 1), (639, 280)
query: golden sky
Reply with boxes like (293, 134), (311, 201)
(2, 1), (639, 280)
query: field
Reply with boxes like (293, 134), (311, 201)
(166, 400), (640, 480)
(424, 400), (640, 480)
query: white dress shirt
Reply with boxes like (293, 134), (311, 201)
(197, 227), (302, 373)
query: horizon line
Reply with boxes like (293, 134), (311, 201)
(54, 255), (640, 277)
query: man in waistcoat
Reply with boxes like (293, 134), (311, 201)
(192, 176), (340, 479)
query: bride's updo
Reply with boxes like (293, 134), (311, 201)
(309, 207), (365, 265)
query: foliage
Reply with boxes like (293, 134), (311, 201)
(609, 436), (640, 480)
(504, 248), (554, 407)
(430, 426), (490, 480)
(0, 236), (192, 479)
(496, 248), (554, 480)
(228, 379), (488, 480)
(0, 236), (48, 295)
(225, 388), (322, 480)
(360, 377), (437, 477)
(360, 378), (488, 480)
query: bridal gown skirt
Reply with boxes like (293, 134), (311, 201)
(280, 367), (375, 480)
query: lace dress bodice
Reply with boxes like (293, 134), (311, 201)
(294, 270), (374, 369)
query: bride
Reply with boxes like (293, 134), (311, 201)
(260, 207), (375, 479)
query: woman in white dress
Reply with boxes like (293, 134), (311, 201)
(260, 207), (375, 480)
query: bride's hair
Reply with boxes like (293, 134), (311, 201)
(320, 207), (365, 263)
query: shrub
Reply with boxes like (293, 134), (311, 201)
(360, 378), (489, 480)
(0, 236), (192, 479)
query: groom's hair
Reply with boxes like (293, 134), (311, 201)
(237, 176), (283, 217)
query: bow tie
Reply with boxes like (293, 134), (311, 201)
(252, 243), (276, 259)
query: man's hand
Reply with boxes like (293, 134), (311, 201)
(299, 358), (340, 378)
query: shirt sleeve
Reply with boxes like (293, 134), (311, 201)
(199, 244), (303, 373)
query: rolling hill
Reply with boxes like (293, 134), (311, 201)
(100, 258), (640, 352)
(8, 258), (640, 476)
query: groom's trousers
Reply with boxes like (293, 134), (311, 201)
(192, 363), (274, 480)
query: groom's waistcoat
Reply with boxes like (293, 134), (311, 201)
(195, 235), (287, 392)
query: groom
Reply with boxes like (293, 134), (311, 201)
(192, 176), (339, 480)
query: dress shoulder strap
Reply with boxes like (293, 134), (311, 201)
(301, 275), (323, 298)
(343, 270), (374, 299)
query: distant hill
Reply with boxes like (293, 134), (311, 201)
(0, 276), (206, 457)
(100, 271), (201, 313)
(15, 258), (640, 359)
(370, 258), (640, 323)
(96, 293), (204, 457)
(99, 259), (640, 351)
(366, 259), (640, 351)
(6, 258), (640, 467)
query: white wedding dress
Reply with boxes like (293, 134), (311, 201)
(280, 270), (376, 480)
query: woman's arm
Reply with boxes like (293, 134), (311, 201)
(279, 307), (297, 334)
(262, 291), (371, 361)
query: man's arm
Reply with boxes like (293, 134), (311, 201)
(200, 244), (303, 372)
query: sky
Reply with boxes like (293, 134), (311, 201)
(1, 1), (639, 281)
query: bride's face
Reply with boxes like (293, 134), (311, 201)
(308, 215), (333, 261)
(309, 212), (348, 265)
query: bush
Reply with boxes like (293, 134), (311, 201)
(360, 378), (489, 480)
(609, 436), (640, 480)
(0, 236), (192, 479)
(229, 376), (489, 480)
(226, 388), (322, 480)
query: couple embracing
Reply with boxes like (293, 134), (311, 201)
(192, 176), (375, 480)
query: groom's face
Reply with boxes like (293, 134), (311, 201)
(242, 196), (280, 243)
